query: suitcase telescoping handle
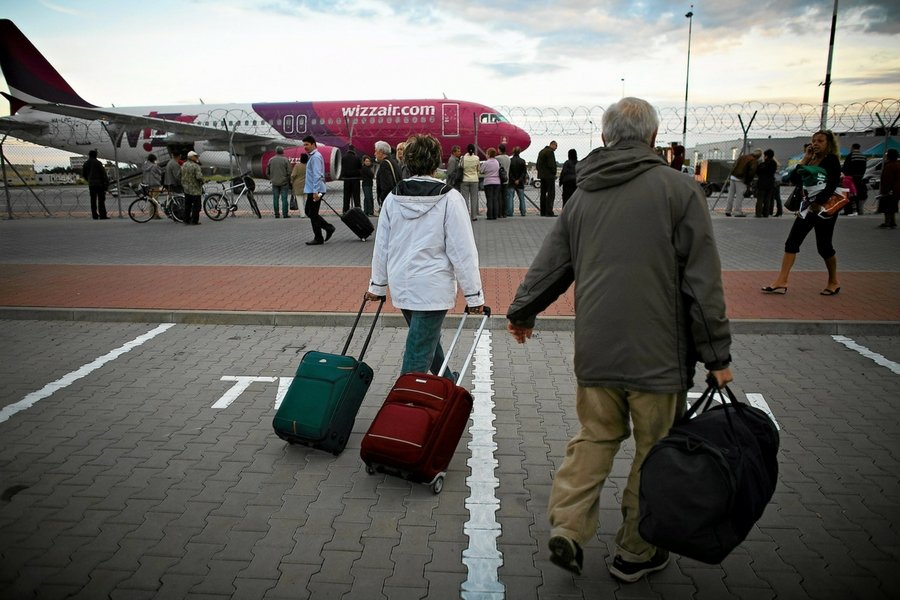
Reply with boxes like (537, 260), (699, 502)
(438, 306), (491, 382)
(342, 295), (385, 362)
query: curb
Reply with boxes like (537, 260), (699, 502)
(2, 307), (899, 335)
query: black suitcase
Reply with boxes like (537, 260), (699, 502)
(638, 381), (779, 564)
(322, 196), (374, 240)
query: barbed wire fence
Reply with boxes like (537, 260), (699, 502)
(2, 99), (898, 219)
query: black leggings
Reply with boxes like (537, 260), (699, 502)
(784, 212), (838, 258)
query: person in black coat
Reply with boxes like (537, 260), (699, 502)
(558, 148), (578, 208)
(341, 145), (363, 213)
(81, 149), (109, 219)
(755, 149), (778, 217)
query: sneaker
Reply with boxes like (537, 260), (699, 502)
(548, 535), (583, 575)
(724, 212), (731, 217)
(609, 549), (670, 583)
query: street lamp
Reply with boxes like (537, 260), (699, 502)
(683, 5), (694, 148)
(621, 78), (625, 98)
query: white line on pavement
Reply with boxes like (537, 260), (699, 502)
(212, 376), (278, 409)
(832, 335), (900, 375)
(0, 323), (175, 424)
(462, 330), (505, 600)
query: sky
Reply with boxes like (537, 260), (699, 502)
(1, 0), (899, 114)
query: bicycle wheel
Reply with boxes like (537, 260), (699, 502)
(169, 196), (186, 223)
(203, 193), (229, 221)
(248, 192), (262, 219)
(128, 197), (156, 223)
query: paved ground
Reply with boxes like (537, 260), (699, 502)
(1, 206), (899, 599)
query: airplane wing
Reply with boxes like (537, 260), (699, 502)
(0, 117), (48, 137)
(30, 102), (297, 152)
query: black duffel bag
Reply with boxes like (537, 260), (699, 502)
(638, 381), (779, 564)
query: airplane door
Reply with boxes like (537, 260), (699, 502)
(442, 103), (459, 137)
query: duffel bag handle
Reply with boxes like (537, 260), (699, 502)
(684, 379), (744, 427)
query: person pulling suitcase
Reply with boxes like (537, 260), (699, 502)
(364, 133), (485, 381)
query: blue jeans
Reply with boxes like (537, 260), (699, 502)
(508, 186), (527, 216)
(401, 309), (454, 381)
(272, 184), (289, 216)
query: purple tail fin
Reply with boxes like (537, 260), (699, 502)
(0, 19), (93, 110)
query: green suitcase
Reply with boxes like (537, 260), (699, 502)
(273, 296), (384, 455)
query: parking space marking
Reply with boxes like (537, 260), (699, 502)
(212, 376), (278, 409)
(462, 330), (505, 599)
(0, 323), (175, 424)
(832, 335), (900, 375)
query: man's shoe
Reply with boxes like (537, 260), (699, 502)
(734, 213), (746, 217)
(306, 239), (324, 246)
(548, 535), (583, 575)
(324, 226), (336, 242)
(284, 214), (291, 218)
(609, 549), (670, 583)
(275, 214), (281, 218)
(724, 212), (732, 217)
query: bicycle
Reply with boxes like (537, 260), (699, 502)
(203, 174), (262, 220)
(128, 184), (186, 223)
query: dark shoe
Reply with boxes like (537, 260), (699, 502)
(734, 213), (746, 217)
(878, 223), (891, 228)
(324, 226), (336, 242)
(724, 212), (731, 217)
(99, 216), (110, 220)
(284, 214), (291, 218)
(192, 221), (201, 225)
(548, 535), (583, 575)
(609, 549), (669, 583)
(275, 214), (281, 218)
(306, 239), (324, 246)
(761, 286), (788, 295)
(820, 287), (841, 296)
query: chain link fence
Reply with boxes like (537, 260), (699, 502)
(3, 99), (897, 219)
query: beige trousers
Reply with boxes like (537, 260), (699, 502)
(548, 385), (685, 562)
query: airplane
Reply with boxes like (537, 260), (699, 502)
(0, 19), (531, 180)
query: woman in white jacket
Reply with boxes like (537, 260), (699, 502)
(365, 134), (485, 381)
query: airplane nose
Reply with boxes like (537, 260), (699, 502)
(516, 127), (531, 152)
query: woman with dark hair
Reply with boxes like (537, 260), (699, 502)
(559, 148), (579, 208)
(365, 134), (485, 380)
(459, 143), (481, 220)
(762, 129), (843, 296)
(878, 148), (900, 229)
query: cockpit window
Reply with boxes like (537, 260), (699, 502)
(479, 113), (509, 124)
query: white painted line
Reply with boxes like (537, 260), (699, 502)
(212, 376), (277, 409)
(462, 330), (505, 600)
(274, 376), (294, 410)
(832, 335), (900, 375)
(0, 323), (175, 424)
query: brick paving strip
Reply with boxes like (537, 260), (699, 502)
(1, 264), (899, 322)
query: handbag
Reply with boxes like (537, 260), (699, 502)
(819, 189), (849, 217)
(638, 380), (779, 564)
(289, 194), (298, 211)
(784, 185), (803, 212)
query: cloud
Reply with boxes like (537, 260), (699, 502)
(37, 0), (80, 15)
(483, 62), (561, 78)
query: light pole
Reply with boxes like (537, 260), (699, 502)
(683, 5), (694, 148)
(621, 78), (625, 98)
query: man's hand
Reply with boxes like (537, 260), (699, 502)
(467, 305), (485, 315)
(707, 367), (733, 389)
(313, 193), (321, 201)
(364, 292), (384, 302)
(507, 321), (533, 344)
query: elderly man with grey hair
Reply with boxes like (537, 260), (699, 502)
(374, 140), (402, 207)
(365, 134), (484, 380)
(507, 97), (733, 583)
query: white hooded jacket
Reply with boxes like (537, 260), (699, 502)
(368, 176), (484, 310)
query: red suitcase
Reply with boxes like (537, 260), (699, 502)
(361, 307), (491, 494)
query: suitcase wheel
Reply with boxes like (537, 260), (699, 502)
(432, 476), (444, 495)
(365, 464), (376, 475)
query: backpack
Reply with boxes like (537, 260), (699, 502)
(638, 382), (779, 564)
